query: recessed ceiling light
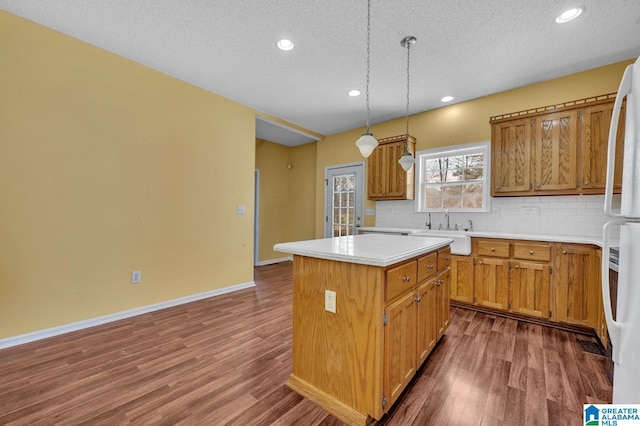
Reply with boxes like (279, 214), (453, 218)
(277, 39), (294, 51)
(441, 96), (454, 103)
(555, 6), (585, 23)
(348, 89), (361, 97)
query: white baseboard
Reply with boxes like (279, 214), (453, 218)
(0, 280), (256, 350)
(256, 256), (292, 266)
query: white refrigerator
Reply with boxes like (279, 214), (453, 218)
(602, 54), (640, 403)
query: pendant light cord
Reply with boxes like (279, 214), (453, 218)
(405, 39), (411, 141)
(365, 0), (372, 132)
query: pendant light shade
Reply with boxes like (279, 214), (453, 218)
(356, 0), (378, 158)
(399, 151), (415, 172)
(356, 131), (378, 158)
(398, 36), (416, 172)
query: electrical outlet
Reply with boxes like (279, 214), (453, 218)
(131, 271), (141, 284)
(236, 204), (245, 215)
(520, 206), (540, 217)
(325, 290), (336, 313)
(491, 207), (500, 217)
(365, 208), (375, 216)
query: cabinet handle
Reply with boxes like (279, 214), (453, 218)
(479, 261), (483, 265)
(491, 247), (496, 252)
(495, 185), (501, 190)
(402, 276), (411, 282)
(427, 264), (434, 269)
(536, 183), (541, 189)
(415, 295), (421, 303)
(563, 250), (568, 254)
(584, 181), (590, 186)
(529, 250), (534, 255)
(444, 256), (450, 260)
(514, 265), (520, 269)
(436, 279), (444, 286)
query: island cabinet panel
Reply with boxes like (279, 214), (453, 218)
(384, 290), (417, 409)
(286, 245), (451, 426)
(416, 279), (438, 365)
(289, 256), (385, 425)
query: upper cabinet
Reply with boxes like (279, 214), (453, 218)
(368, 135), (416, 200)
(490, 93), (624, 197)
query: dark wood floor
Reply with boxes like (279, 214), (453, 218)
(0, 262), (611, 425)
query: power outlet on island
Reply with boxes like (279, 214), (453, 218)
(325, 290), (337, 313)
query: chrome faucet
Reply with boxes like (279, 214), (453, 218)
(444, 209), (450, 230)
(468, 220), (474, 231)
(426, 213), (431, 230)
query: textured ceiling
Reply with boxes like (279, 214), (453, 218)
(2, 0), (640, 146)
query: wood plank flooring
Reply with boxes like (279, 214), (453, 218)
(0, 262), (611, 425)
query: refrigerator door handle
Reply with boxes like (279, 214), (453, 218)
(604, 64), (633, 218)
(602, 220), (624, 363)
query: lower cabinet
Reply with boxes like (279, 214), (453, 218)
(383, 247), (450, 410)
(450, 238), (603, 342)
(511, 260), (551, 319)
(474, 257), (509, 310)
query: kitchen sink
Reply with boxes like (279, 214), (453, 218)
(409, 230), (472, 255)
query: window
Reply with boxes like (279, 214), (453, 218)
(415, 141), (490, 212)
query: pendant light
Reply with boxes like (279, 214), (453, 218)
(398, 36), (416, 172)
(355, 0), (378, 158)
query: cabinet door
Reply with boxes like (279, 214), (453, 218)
(368, 145), (386, 199)
(511, 261), (551, 319)
(579, 103), (625, 191)
(533, 110), (578, 192)
(491, 119), (532, 194)
(450, 255), (474, 303)
(416, 279), (437, 367)
(436, 269), (451, 338)
(386, 141), (412, 198)
(384, 291), (416, 409)
(474, 257), (509, 310)
(556, 244), (598, 328)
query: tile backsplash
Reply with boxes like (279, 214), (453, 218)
(375, 194), (621, 239)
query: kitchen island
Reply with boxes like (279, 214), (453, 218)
(274, 234), (453, 426)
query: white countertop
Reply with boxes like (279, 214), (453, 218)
(273, 234), (453, 267)
(358, 227), (603, 247)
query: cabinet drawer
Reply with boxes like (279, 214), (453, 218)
(437, 247), (452, 271)
(386, 261), (418, 303)
(513, 243), (551, 262)
(477, 240), (510, 258)
(417, 252), (438, 282)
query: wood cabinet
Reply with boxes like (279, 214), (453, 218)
(449, 254), (474, 303)
(383, 246), (450, 411)
(474, 257), (510, 310)
(490, 93), (624, 197)
(286, 243), (451, 426)
(367, 135), (415, 200)
(492, 118), (532, 194)
(556, 244), (599, 327)
(579, 103), (625, 191)
(449, 237), (605, 345)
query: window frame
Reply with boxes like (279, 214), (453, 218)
(414, 141), (491, 213)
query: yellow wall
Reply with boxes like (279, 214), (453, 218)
(255, 139), (317, 262)
(0, 11), (256, 338)
(314, 59), (634, 237)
